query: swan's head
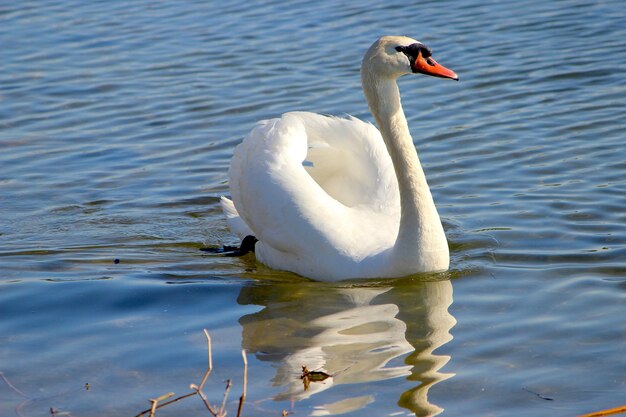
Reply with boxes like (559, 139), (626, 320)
(362, 36), (458, 81)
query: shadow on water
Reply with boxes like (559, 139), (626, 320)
(237, 278), (456, 416)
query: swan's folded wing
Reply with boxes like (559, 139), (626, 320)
(226, 112), (400, 262)
(284, 112), (400, 216)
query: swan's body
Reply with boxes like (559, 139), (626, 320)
(221, 36), (458, 281)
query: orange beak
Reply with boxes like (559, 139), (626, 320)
(412, 52), (458, 81)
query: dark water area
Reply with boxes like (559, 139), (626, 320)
(1, 0), (625, 416)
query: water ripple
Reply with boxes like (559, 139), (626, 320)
(1, 0), (625, 415)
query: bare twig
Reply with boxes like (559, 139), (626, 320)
(199, 329), (213, 390)
(135, 329), (258, 417)
(579, 405), (626, 417)
(149, 392), (174, 417)
(237, 350), (248, 417)
(0, 372), (28, 398)
(1, 371), (33, 417)
(190, 382), (220, 416)
(135, 391), (198, 417)
(218, 379), (233, 416)
(15, 399), (32, 417)
(188, 328), (222, 416)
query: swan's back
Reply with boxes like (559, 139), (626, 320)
(224, 112), (401, 280)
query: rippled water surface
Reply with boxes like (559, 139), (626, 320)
(1, 1), (625, 416)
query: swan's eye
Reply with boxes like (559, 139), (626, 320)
(396, 44), (433, 60)
(421, 48), (432, 59)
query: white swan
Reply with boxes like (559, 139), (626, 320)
(221, 36), (458, 281)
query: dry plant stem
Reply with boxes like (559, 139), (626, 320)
(1, 371), (32, 417)
(136, 392), (198, 417)
(135, 328), (216, 417)
(190, 383), (219, 415)
(16, 400), (32, 417)
(190, 329), (221, 416)
(135, 330), (254, 417)
(236, 350), (248, 417)
(200, 329), (213, 389)
(219, 380), (233, 416)
(150, 392), (174, 417)
(0, 372), (28, 398)
(579, 405), (626, 417)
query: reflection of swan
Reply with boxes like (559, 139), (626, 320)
(222, 36), (457, 281)
(386, 282), (456, 417)
(238, 279), (456, 416)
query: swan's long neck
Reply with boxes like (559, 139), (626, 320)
(362, 71), (449, 270)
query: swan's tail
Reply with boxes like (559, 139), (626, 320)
(220, 196), (254, 239)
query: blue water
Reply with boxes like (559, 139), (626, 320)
(1, 1), (625, 416)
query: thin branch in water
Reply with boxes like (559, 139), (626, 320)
(15, 399), (32, 417)
(135, 391), (199, 417)
(190, 382), (219, 416)
(149, 392), (174, 417)
(134, 329), (261, 417)
(1, 371), (33, 417)
(218, 379), (233, 416)
(579, 405), (626, 417)
(0, 372), (28, 398)
(199, 329), (213, 390)
(190, 328), (221, 416)
(236, 350), (248, 417)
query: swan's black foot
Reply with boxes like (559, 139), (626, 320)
(200, 235), (258, 257)
(227, 235), (258, 257)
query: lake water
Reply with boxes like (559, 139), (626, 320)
(1, 0), (625, 416)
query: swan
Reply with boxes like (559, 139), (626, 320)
(220, 36), (458, 281)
